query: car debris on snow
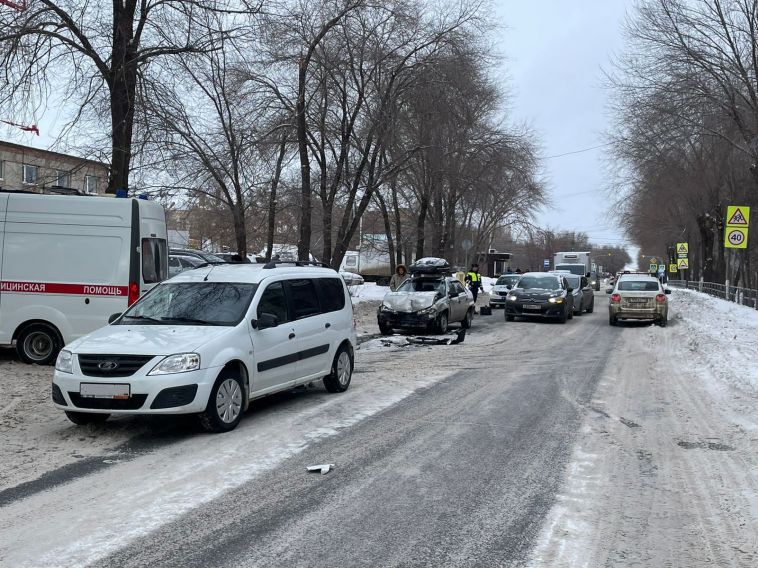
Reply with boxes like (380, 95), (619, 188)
(306, 463), (335, 475)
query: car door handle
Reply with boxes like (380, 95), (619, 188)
(289, 332), (296, 339)
(325, 323), (331, 328)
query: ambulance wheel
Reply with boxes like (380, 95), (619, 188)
(16, 323), (62, 365)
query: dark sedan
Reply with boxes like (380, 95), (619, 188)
(504, 272), (574, 323)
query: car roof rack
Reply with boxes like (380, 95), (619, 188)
(261, 260), (332, 270)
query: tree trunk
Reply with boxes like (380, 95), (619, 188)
(416, 194), (429, 259)
(296, 56), (312, 261)
(265, 133), (288, 262)
(107, 3), (138, 195)
(375, 191), (396, 274)
(231, 206), (247, 257)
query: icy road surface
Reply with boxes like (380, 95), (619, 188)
(0, 289), (756, 567)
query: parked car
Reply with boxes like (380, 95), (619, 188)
(169, 248), (228, 265)
(340, 271), (365, 286)
(52, 263), (357, 432)
(504, 272), (574, 323)
(378, 274), (474, 335)
(563, 274), (594, 315)
(215, 252), (252, 263)
(0, 192), (167, 364)
(489, 273), (521, 309)
(168, 254), (205, 278)
(607, 274), (670, 326)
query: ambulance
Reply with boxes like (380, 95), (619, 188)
(0, 191), (168, 364)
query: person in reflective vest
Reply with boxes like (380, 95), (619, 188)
(465, 264), (482, 303)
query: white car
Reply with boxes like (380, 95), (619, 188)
(52, 262), (357, 432)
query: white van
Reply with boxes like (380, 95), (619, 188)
(0, 191), (168, 364)
(52, 262), (357, 432)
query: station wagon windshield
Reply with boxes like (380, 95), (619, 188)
(518, 276), (560, 290)
(397, 278), (446, 294)
(120, 282), (257, 326)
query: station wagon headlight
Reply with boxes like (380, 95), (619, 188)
(148, 353), (201, 375)
(507, 294), (518, 301)
(55, 350), (74, 374)
(548, 297), (563, 304)
(417, 306), (437, 315)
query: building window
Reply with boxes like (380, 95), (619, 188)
(22, 164), (38, 185)
(84, 175), (97, 195)
(55, 170), (71, 188)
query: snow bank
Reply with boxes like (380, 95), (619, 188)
(349, 283), (390, 304)
(673, 288), (758, 392)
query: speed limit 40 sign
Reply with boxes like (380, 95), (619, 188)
(726, 227), (748, 249)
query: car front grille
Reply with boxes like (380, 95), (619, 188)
(78, 354), (155, 378)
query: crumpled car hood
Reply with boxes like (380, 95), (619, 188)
(382, 291), (439, 312)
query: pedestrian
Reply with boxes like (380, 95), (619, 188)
(465, 263), (482, 303)
(389, 264), (408, 291)
(515, 267), (522, 274)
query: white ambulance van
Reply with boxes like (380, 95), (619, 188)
(0, 191), (168, 364)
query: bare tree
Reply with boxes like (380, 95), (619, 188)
(0, 0), (251, 194)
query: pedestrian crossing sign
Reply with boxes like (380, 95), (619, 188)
(678, 258), (689, 270)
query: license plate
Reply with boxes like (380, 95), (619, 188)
(628, 298), (648, 304)
(80, 383), (130, 399)
(523, 304), (542, 310)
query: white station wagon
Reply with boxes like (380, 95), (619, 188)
(52, 262), (358, 432)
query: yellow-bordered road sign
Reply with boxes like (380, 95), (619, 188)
(725, 227), (748, 249)
(678, 258), (689, 270)
(726, 206), (750, 227)
(676, 242), (689, 254)
(669, 263), (678, 273)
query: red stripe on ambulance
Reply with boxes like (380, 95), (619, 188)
(0, 281), (128, 296)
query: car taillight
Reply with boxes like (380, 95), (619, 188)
(128, 282), (139, 305)
(655, 294), (666, 303)
(611, 293), (621, 303)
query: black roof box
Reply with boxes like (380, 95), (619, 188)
(409, 257), (451, 275)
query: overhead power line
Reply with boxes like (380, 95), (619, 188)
(543, 141), (614, 159)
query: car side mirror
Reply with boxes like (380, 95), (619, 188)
(448, 291), (457, 298)
(665, 289), (671, 295)
(253, 312), (279, 330)
(108, 313), (122, 324)
(606, 288), (613, 294)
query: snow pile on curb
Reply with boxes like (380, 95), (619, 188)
(673, 288), (758, 392)
(349, 283), (389, 304)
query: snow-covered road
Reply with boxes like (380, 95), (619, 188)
(0, 288), (756, 567)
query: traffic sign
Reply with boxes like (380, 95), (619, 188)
(649, 257), (658, 264)
(461, 239), (473, 252)
(726, 206), (750, 227)
(649, 263), (657, 272)
(678, 258), (689, 270)
(725, 227), (748, 249)
(676, 242), (689, 258)
(669, 263), (678, 273)
(543, 258), (550, 268)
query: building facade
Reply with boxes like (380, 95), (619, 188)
(0, 140), (108, 196)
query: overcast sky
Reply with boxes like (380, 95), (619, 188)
(495, 1), (632, 249)
(3, 1), (635, 254)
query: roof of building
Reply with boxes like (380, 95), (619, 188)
(0, 139), (108, 169)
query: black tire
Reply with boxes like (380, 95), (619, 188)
(461, 308), (473, 329)
(505, 314), (515, 322)
(568, 306), (574, 320)
(323, 344), (353, 393)
(65, 411), (110, 425)
(586, 299), (594, 314)
(435, 312), (449, 334)
(16, 323), (62, 365)
(199, 372), (245, 433)
(379, 322), (393, 335)
(609, 315), (617, 326)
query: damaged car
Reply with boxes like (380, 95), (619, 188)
(378, 275), (474, 335)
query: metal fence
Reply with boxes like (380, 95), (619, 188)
(668, 279), (758, 309)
